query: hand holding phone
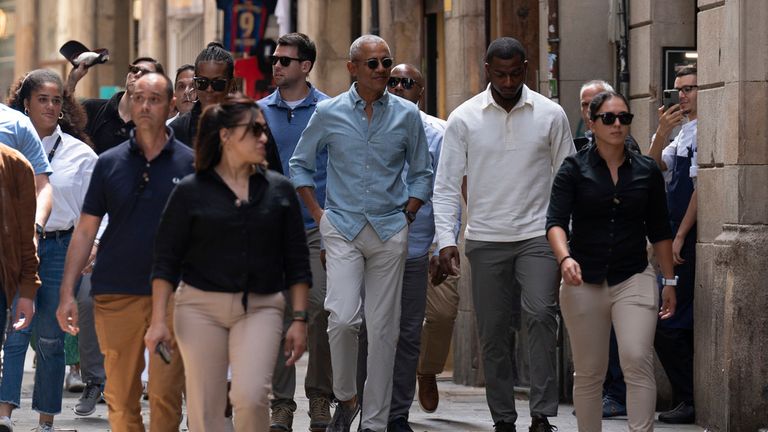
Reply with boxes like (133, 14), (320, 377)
(156, 341), (172, 364)
(662, 89), (680, 109)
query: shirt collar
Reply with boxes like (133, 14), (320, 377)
(267, 82), (321, 109)
(41, 125), (64, 152)
(349, 82), (390, 107)
(586, 141), (634, 167)
(481, 84), (533, 111)
(128, 126), (177, 155)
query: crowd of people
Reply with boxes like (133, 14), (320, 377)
(0, 30), (698, 432)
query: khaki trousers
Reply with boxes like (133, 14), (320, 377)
(561, 265), (659, 432)
(93, 294), (185, 432)
(174, 283), (285, 432)
(417, 274), (460, 375)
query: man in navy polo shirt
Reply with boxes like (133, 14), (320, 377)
(56, 72), (191, 432)
(257, 32), (332, 432)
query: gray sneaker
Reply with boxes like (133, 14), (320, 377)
(74, 383), (103, 416)
(35, 423), (54, 432)
(0, 415), (12, 432)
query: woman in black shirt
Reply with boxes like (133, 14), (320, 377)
(546, 91), (676, 432)
(145, 94), (311, 431)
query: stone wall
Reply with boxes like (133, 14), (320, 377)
(695, 0), (768, 430)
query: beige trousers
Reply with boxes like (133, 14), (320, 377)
(417, 274), (460, 375)
(560, 265), (659, 432)
(173, 283), (285, 432)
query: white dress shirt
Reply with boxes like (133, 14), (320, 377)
(41, 126), (98, 231)
(433, 84), (575, 248)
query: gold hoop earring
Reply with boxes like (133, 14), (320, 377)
(58, 112), (64, 120)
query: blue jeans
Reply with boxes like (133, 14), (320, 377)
(0, 233), (70, 415)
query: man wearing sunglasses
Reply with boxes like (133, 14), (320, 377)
(66, 57), (165, 155)
(290, 35), (432, 432)
(256, 32), (333, 432)
(646, 66), (698, 425)
(433, 37), (573, 432)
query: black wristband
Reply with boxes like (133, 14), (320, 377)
(558, 255), (573, 266)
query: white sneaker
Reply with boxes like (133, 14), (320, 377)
(65, 368), (86, 392)
(35, 423), (54, 432)
(0, 415), (13, 432)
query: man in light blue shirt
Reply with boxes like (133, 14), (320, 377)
(257, 32), (334, 432)
(290, 35), (432, 432)
(0, 103), (53, 231)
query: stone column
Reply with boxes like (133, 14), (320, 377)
(377, 0), (424, 69)
(695, 1), (768, 430)
(298, 0), (352, 97)
(14, 0), (37, 79)
(627, 1), (695, 152)
(139, 0), (168, 67)
(443, 0), (486, 387)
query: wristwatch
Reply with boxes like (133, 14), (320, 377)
(661, 275), (679, 286)
(404, 209), (417, 224)
(292, 310), (308, 322)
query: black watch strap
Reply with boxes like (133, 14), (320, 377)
(292, 310), (308, 322)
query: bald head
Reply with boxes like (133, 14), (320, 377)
(388, 63), (424, 105)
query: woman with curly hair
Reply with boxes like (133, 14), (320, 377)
(0, 69), (97, 432)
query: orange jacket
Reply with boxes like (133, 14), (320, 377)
(0, 144), (40, 303)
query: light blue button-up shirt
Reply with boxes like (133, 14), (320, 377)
(290, 84), (433, 242)
(0, 103), (51, 175)
(258, 84), (330, 230)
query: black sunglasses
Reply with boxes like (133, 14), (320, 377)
(360, 57), (393, 70)
(194, 77), (228, 92)
(387, 77), (419, 90)
(231, 122), (269, 138)
(269, 55), (304, 67)
(593, 112), (634, 125)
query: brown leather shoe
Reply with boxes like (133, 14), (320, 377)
(417, 374), (439, 413)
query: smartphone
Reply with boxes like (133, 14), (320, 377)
(662, 89), (680, 109)
(156, 342), (172, 364)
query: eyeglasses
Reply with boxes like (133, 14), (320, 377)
(128, 65), (153, 75)
(231, 122), (269, 137)
(269, 55), (304, 67)
(674, 85), (699, 95)
(593, 112), (634, 125)
(194, 77), (229, 92)
(358, 57), (394, 70)
(387, 77), (419, 90)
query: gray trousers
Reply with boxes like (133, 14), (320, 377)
(357, 254), (429, 423)
(76, 274), (106, 386)
(464, 236), (560, 424)
(322, 219), (408, 431)
(272, 228), (333, 408)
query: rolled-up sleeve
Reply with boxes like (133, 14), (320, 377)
(645, 164), (673, 243)
(152, 183), (192, 286)
(546, 156), (578, 238)
(404, 112), (434, 204)
(289, 107), (324, 189)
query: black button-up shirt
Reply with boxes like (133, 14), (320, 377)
(546, 144), (672, 285)
(152, 167), (312, 299)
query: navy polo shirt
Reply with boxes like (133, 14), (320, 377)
(82, 128), (194, 296)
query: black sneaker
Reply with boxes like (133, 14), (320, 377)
(325, 400), (360, 432)
(494, 421), (516, 432)
(387, 417), (414, 432)
(74, 384), (103, 416)
(658, 401), (695, 424)
(529, 416), (557, 432)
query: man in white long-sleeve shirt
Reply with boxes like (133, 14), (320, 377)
(432, 37), (574, 432)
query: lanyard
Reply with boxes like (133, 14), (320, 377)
(47, 136), (62, 163)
